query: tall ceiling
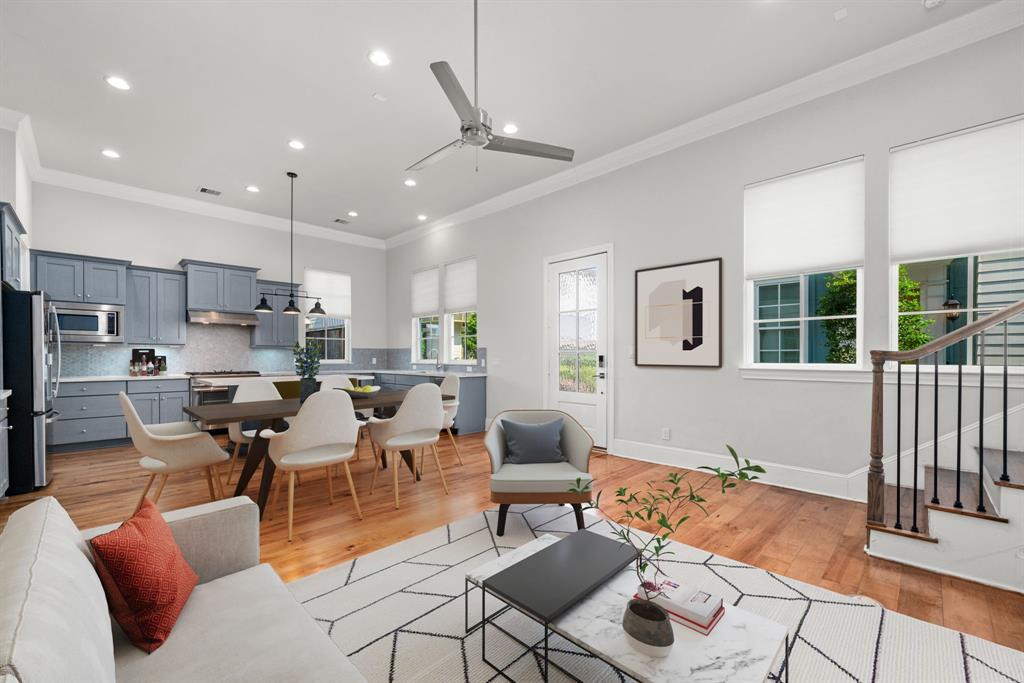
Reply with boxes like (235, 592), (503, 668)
(0, 0), (995, 239)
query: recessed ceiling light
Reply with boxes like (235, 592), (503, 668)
(417, 214), (428, 221)
(368, 50), (391, 67)
(104, 75), (131, 91)
(347, 210), (358, 217)
(245, 185), (260, 193)
(502, 122), (518, 135)
(101, 149), (120, 159)
(288, 139), (305, 150)
(922, 0), (945, 8)
(404, 178), (417, 187)
(372, 93), (388, 102)
(833, 7), (848, 21)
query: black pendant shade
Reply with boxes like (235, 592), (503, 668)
(282, 299), (301, 315)
(307, 300), (327, 317)
(255, 296), (273, 313)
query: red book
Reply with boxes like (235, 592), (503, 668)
(633, 593), (726, 636)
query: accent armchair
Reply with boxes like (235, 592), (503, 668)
(484, 409), (594, 536)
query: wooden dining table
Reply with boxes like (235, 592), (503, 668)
(182, 388), (454, 518)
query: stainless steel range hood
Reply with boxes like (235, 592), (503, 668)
(186, 310), (261, 326)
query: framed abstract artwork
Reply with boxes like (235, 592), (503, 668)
(634, 257), (722, 367)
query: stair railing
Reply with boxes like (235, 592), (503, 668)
(868, 298), (1024, 530)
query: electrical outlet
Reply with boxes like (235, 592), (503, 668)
(371, 357), (377, 365)
(481, 358), (487, 368)
(661, 428), (671, 441)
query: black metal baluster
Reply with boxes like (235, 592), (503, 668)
(912, 361), (920, 533)
(932, 352), (940, 505)
(895, 363), (903, 529)
(954, 361), (963, 508)
(978, 331), (987, 513)
(1001, 320), (1010, 482)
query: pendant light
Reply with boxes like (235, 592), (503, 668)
(307, 299), (327, 317)
(254, 296), (273, 313)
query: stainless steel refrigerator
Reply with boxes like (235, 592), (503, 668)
(2, 290), (61, 493)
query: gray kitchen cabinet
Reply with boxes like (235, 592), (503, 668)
(453, 376), (486, 434)
(223, 268), (257, 312)
(180, 260), (258, 312)
(251, 281), (300, 348)
(1, 203), (25, 290)
(127, 269), (187, 345)
(128, 390), (188, 425)
(127, 393), (158, 425)
(185, 263), (223, 310)
(83, 261), (127, 304)
(34, 254), (84, 301)
(159, 391), (188, 423)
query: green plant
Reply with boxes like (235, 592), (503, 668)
(815, 270), (858, 363)
(293, 342), (322, 379)
(570, 445), (765, 602)
(896, 265), (933, 352)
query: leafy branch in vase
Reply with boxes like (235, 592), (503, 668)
(570, 445), (765, 602)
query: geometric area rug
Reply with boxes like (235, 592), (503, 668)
(288, 505), (1024, 682)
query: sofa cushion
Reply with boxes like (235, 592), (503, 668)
(490, 461), (593, 493)
(89, 499), (199, 653)
(113, 563), (366, 683)
(502, 418), (564, 464)
(0, 497), (115, 683)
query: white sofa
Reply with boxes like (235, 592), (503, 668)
(0, 496), (366, 683)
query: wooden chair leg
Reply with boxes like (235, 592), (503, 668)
(446, 428), (464, 465)
(205, 467), (219, 501)
(326, 466), (335, 505)
(225, 441), (242, 487)
(287, 471), (297, 542)
(268, 471), (284, 520)
(135, 473), (156, 513)
(431, 444), (450, 495)
(392, 452), (400, 510)
(343, 462), (363, 520)
(213, 466), (225, 499)
(152, 474), (169, 505)
(370, 453), (380, 494)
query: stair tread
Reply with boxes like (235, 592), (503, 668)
(923, 466), (1006, 521)
(977, 447), (1024, 490)
(882, 484), (930, 537)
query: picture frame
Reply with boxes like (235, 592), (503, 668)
(634, 257), (722, 368)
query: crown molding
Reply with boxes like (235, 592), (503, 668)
(385, 0), (1024, 249)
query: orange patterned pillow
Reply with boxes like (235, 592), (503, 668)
(89, 499), (199, 652)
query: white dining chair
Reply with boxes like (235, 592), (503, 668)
(119, 392), (230, 513)
(318, 374), (371, 459)
(224, 379), (283, 487)
(367, 382), (447, 509)
(260, 390), (364, 541)
(439, 374), (464, 466)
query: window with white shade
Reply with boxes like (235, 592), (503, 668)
(410, 260), (479, 364)
(744, 157), (865, 366)
(890, 117), (1024, 365)
(303, 269), (352, 362)
(411, 267), (441, 363)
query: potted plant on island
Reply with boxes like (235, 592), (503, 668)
(293, 341), (321, 402)
(571, 445), (765, 657)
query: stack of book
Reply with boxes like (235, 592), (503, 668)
(634, 580), (725, 636)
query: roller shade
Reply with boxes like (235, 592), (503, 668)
(411, 267), (440, 317)
(744, 157), (865, 279)
(444, 258), (477, 312)
(304, 269), (351, 318)
(891, 117), (1024, 263)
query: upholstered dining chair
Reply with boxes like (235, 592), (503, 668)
(225, 379), (283, 486)
(119, 392), (231, 513)
(367, 382), (447, 509)
(484, 410), (594, 536)
(260, 389), (364, 541)
(318, 374), (370, 459)
(439, 374), (464, 466)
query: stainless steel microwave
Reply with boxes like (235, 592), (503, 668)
(53, 301), (124, 343)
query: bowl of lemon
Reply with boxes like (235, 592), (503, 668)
(343, 385), (381, 394)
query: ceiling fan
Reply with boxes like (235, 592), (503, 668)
(406, 0), (575, 172)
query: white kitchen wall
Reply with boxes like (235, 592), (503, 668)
(30, 183), (388, 348)
(385, 29), (1024, 497)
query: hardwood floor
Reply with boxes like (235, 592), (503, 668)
(2, 434), (1022, 651)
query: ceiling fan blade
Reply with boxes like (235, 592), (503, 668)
(406, 139), (465, 172)
(430, 62), (478, 125)
(483, 135), (575, 163)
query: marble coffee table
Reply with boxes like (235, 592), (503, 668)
(466, 534), (789, 683)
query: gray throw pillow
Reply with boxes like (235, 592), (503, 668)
(502, 418), (564, 464)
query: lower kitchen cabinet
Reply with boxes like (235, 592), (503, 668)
(128, 391), (189, 425)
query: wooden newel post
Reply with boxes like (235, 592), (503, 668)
(867, 355), (886, 526)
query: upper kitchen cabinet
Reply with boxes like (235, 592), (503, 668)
(126, 267), (187, 345)
(251, 280), (300, 348)
(1, 203), (26, 290)
(179, 260), (258, 313)
(31, 250), (129, 304)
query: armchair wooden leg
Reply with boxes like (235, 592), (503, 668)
(326, 466), (335, 505)
(287, 471), (297, 542)
(430, 444), (449, 495)
(392, 452), (400, 510)
(446, 428), (464, 465)
(152, 474), (169, 505)
(135, 473), (156, 513)
(225, 442), (242, 487)
(343, 461), (363, 520)
(268, 471), (284, 520)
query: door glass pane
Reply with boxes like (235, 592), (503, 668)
(578, 353), (597, 393)
(578, 268), (598, 310)
(559, 272), (576, 312)
(578, 310), (597, 351)
(559, 313), (577, 351)
(558, 353), (578, 392)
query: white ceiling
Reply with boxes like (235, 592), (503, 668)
(0, 0), (996, 239)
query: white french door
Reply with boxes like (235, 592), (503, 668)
(546, 253), (608, 447)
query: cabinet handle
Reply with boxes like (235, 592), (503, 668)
(80, 429), (87, 433)
(6, 425), (12, 431)
(81, 406), (87, 410)
(81, 387), (88, 392)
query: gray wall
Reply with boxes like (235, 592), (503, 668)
(385, 29), (1024, 494)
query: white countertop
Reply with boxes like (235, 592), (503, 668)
(61, 374), (191, 383)
(193, 372), (376, 387)
(377, 369), (487, 378)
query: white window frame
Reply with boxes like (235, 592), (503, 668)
(444, 310), (478, 365)
(410, 259), (480, 366)
(744, 268), (864, 370)
(410, 314), (442, 364)
(302, 316), (352, 365)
